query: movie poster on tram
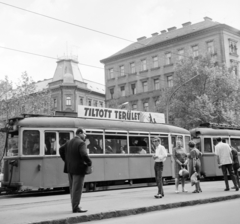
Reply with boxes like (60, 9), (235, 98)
(78, 105), (165, 124)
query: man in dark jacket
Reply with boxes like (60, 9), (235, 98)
(59, 128), (92, 213)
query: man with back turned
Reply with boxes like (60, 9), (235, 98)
(59, 128), (92, 213)
(215, 137), (239, 191)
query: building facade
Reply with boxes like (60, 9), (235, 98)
(100, 17), (240, 112)
(48, 56), (105, 112)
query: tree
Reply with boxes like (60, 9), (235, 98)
(0, 72), (54, 161)
(168, 54), (239, 129)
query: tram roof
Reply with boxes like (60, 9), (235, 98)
(18, 117), (190, 134)
(190, 127), (240, 137)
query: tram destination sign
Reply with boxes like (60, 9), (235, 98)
(78, 105), (165, 124)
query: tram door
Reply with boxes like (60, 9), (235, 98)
(43, 131), (73, 188)
(20, 129), (42, 189)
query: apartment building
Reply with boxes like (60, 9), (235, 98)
(100, 17), (240, 112)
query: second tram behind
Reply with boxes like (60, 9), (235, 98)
(190, 123), (240, 178)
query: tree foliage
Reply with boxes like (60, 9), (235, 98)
(168, 55), (240, 129)
(0, 72), (54, 162)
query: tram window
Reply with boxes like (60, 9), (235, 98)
(129, 136), (149, 154)
(86, 135), (103, 154)
(230, 138), (240, 152)
(7, 135), (18, 156)
(185, 136), (190, 153)
(213, 138), (219, 153)
(160, 137), (169, 153)
(23, 130), (40, 155)
(59, 132), (71, 146)
(106, 135), (127, 154)
(204, 138), (212, 153)
(45, 132), (57, 155)
(150, 136), (169, 153)
(172, 136), (183, 152)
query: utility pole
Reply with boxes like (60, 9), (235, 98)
(166, 73), (200, 124)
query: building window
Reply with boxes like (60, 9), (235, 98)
(130, 62), (136, 73)
(178, 49), (184, 60)
(132, 104), (137, 110)
(141, 59), (147, 71)
(154, 79), (160, 90)
(229, 39), (238, 55)
(108, 68), (114, 79)
(167, 76), (173, 87)
(120, 86), (125, 97)
(79, 97), (83, 105)
(143, 102), (149, 112)
(88, 99), (92, 106)
(165, 52), (172, 65)
(153, 56), (158, 68)
(230, 60), (239, 76)
(66, 97), (71, 106)
(142, 81), (148, 92)
(192, 45), (199, 57)
(110, 88), (114, 99)
(53, 99), (57, 108)
(120, 65), (125, 76)
(93, 100), (98, 107)
(207, 41), (214, 54)
(155, 99), (160, 107)
(99, 101), (103, 107)
(131, 83), (136, 95)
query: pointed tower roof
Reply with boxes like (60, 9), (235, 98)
(52, 56), (84, 83)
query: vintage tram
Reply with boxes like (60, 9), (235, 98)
(190, 123), (240, 178)
(0, 106), (191, 193)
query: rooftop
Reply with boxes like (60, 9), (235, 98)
(101, 17), (222, 63)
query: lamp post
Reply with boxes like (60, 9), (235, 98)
(166, 73), (200, 124)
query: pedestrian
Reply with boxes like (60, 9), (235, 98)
(188, 141), (202, 193)
(172, 140), (189, 193)
(215, 137), (239, 191)
(152, 137), (168, 198)
(59, 128), (92, 213)
(230, 145), (240, 189)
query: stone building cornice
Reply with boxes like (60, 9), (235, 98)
(100, 24), (240, 64)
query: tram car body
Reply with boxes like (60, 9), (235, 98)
(1, 114), (190, 192)
(190, 123), (240, 178)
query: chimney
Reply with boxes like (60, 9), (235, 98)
(137, 36), (147, 41)
(182, 22), (191, 27)
(204, 16), (212, 21)
(151, 32), (158, 37)
(167, 26), (177, 32)
(160, 30), (167, 34)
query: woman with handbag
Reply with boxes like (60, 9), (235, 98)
(173, 140), (189, 193)
(188, 141), (202, 193)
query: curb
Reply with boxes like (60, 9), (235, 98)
(31, 194), (240, 224)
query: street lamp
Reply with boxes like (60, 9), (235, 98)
(166, 74), (200, 124)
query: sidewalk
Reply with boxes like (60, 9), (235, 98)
(0, 181), (240, 224)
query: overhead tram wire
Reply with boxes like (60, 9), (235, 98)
(0, 2), (197, 82)
(0, 1), (135, 44)
(0, 46), (104, 70)
(0, 45), (191, 84)
(0, 1), (192, 60)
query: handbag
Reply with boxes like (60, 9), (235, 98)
(179, 167), (189, 178)
(85, 166), (93, 175)
(191, 172), (198, 186)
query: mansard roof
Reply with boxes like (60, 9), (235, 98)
(100, 18), (239, 64)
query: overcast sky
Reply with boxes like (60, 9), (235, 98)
(0, 0), (240, 86)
